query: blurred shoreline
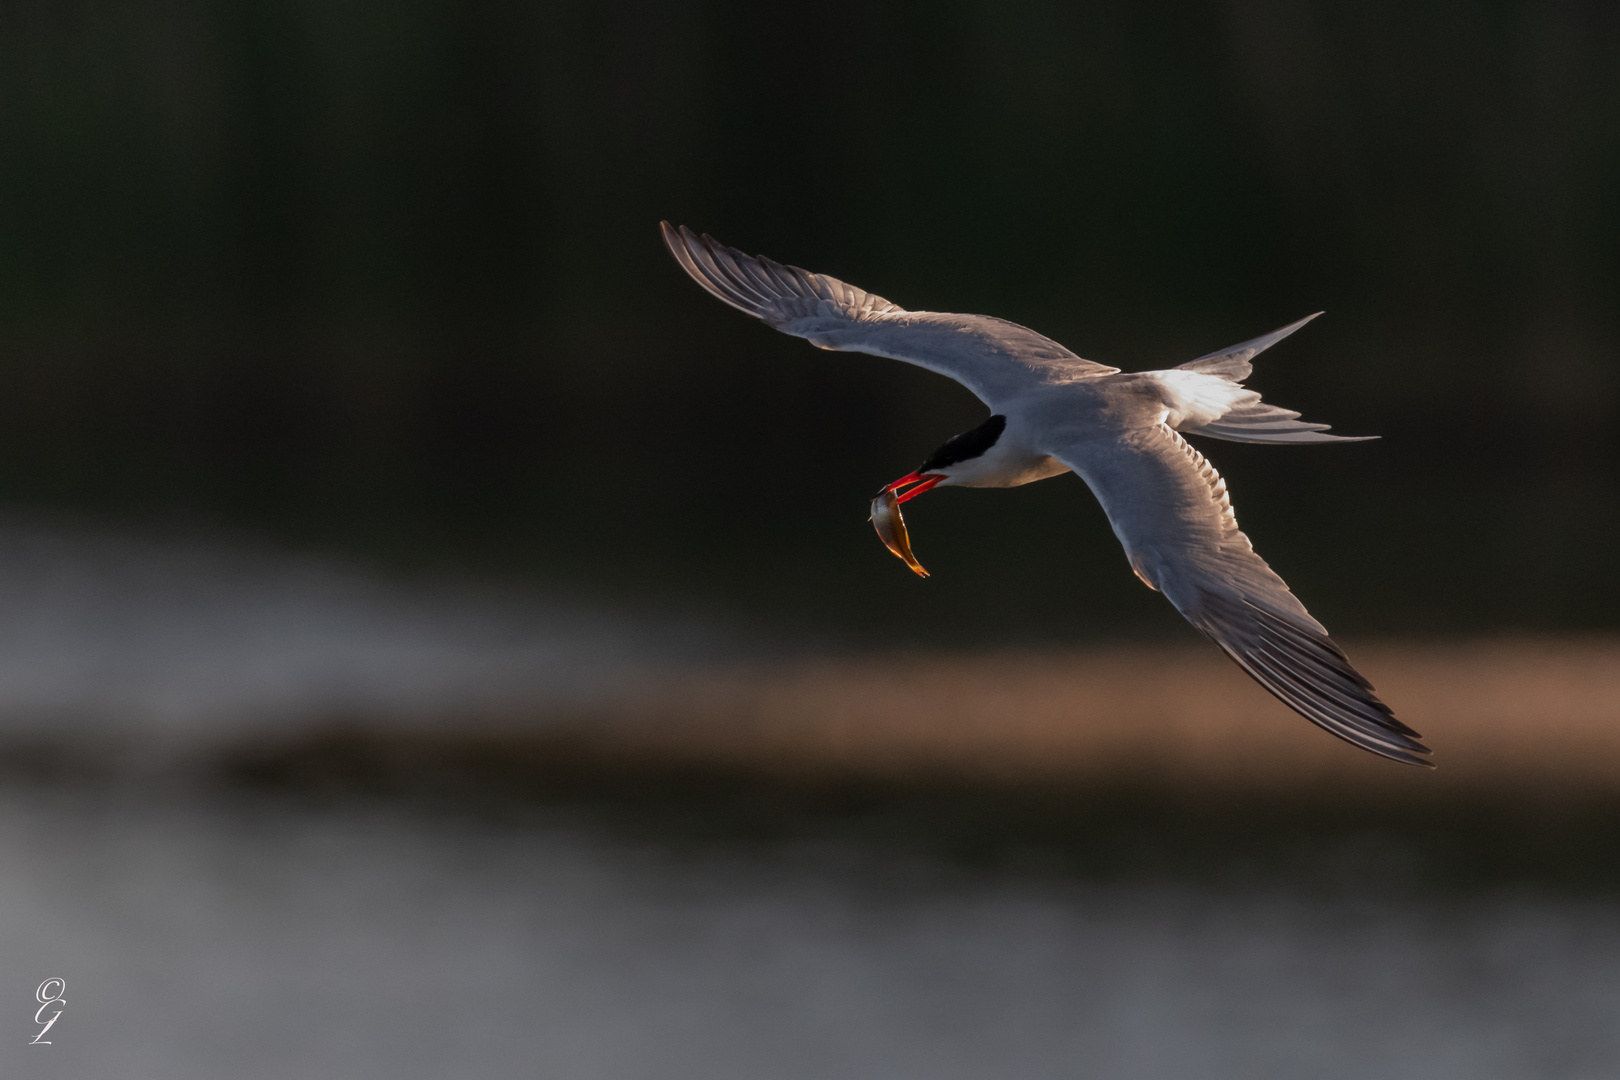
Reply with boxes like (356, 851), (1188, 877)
(2, 514), (1618, 892)
(225, 637), (1620, 797)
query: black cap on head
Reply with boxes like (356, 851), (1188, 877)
(920, 415), (1007, 474)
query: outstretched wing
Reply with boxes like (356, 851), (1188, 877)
(662, 223), (1117, 406)
(1052, 422), (1430, 767)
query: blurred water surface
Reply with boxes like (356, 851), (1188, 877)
(2, 506), (1619, 1080)
(4, 785), (1620, 1080)
(0, 512), (729, 754)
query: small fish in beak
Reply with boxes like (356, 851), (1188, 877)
(869, 486), (930, 578)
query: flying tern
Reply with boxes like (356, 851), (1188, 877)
(662, 222), (1429, 767)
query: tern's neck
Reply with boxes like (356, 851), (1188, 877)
(928, 417), (1069, 489)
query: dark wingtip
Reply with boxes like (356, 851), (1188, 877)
(1199, 594), (1433, 768)
(1382, 737), (1436, 768)
(1346, 735), (1434, 769)
(659, 220), (686, 261)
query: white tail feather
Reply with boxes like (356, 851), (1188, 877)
(1146, 315), (1375, 444)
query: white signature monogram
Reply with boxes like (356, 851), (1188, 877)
(31, 978), (65, 1045)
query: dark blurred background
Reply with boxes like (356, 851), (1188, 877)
(8, 8), (1620, 1078)
(2, 0), (1617, 642)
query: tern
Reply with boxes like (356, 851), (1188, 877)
(662, 223), (1430, 767)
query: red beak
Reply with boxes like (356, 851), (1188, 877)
(881, 471), (945, 504)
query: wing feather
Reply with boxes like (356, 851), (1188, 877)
(662, 223), (1117, 405)
(1053, 424), (1430, 767)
